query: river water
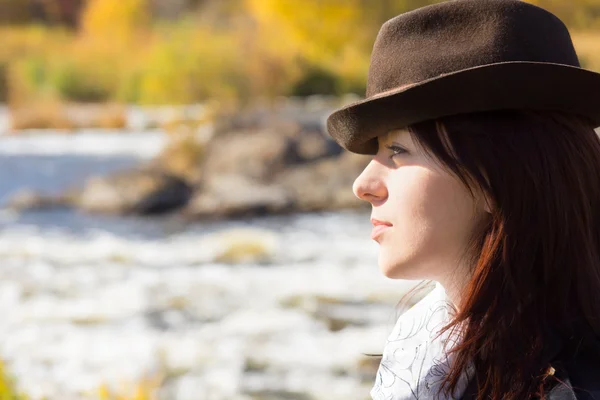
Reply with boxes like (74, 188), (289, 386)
(0, 130), (423, 400)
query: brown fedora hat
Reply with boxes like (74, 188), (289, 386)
(326, 0), (600, 155)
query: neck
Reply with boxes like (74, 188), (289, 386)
(436, 264), (472, 314)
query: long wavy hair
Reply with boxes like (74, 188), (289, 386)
(371, 109), (600, 399)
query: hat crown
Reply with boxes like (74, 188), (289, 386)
(367, 0), (580, 98)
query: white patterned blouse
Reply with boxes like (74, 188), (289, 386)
(370, 281), (475, 400)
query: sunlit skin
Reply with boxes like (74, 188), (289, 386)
(352, 128), (492, 310)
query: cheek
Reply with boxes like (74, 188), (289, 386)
(388, 168), (460, 236)
(417, 173), (476, 240)
(380, 168), (476, 276)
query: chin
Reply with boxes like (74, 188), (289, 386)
(378, 259), (404, 279)
(378, 255), (422, 280)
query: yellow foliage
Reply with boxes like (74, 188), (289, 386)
(96, 374), (163, 400)
(572, 30), (600, 71)
(333, 45), (370, 93)
(244, 0), (370, 65)
(0, 357), (166, 400)
(242, 0), (372, 97)
(134, 23), (243, 104)
(0, 25), (69, 62)
(81, 0), (150, 41)
(0, 356), (163, 400)
(0, 359), (29, 400)
(0, 0), (599, 105)
(8, 49), (116, 104)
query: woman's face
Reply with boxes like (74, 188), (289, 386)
(353, 128), (490, 284)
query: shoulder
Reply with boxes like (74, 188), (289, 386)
(554, 345), (600, 400)
(458, 344), (600, 400)
(547, 327), (600, 400)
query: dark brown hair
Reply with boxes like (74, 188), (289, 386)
(373, 109), (600, 399)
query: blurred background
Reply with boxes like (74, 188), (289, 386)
(0, 0), (598, 399)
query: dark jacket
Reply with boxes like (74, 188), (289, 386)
(459, 328), (600, 399)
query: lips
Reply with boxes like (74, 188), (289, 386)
(371, 218), (393, 227)
(371, 218), (392, 240)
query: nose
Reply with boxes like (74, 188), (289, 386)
(352, 159), (388, 204)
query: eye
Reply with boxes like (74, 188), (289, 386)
(385, 144), (408, 158)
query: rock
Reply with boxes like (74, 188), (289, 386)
(76, 166), (193, 215)
(283, 128), (344, 165)
(276, 151), (371, 212)
(5, 188), (75, 211)
(205, 101), (343, 178)
(201, 128), (294, 182)
(150, 134), (208, 185)
(184, 150), (368, 220)
(184, 175), (293, 220)
(203, 123), (344, 183)
(178, 102), (367, 219)
(208, 227), (279, 264)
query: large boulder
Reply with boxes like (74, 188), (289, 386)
(184, 151), (370, 220)
(202, 103), (343, 182)
(276, 151), (371, 212)
(201, 128), (293, 182)
(184, 174), (293, 220)
(181, 102), (370, 219)
(283, 124), (344, 165)
(75, 166), (193, 215)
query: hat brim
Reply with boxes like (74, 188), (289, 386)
(326, 61), (600, 155)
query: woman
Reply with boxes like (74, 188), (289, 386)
(326, 0), (600, 399)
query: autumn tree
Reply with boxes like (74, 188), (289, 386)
(80, 0), (150, 40)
